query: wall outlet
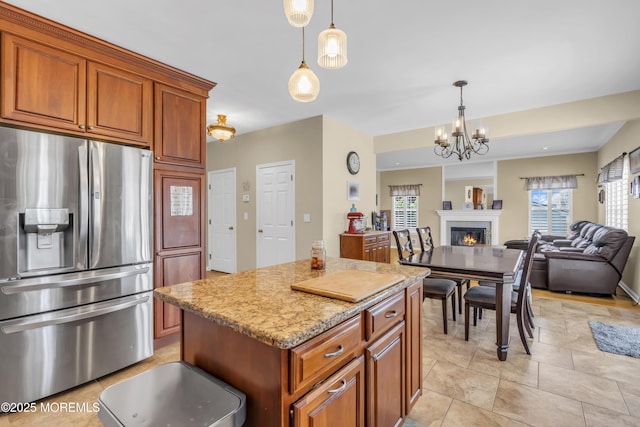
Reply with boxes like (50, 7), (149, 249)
(242, 194), (250, 202)
(303, 213), (311, 223)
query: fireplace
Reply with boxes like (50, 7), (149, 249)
(436, 209), (502, 245)
(451, 227), (486, 246)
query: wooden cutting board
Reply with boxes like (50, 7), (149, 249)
(291, 270), (406, 302)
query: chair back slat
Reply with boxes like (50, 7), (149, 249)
(416, 226), (435, 253)
(392, 229), (415, 261)
(515, 232), (540, 316)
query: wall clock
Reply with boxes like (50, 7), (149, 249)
(346, 151), (360, 175)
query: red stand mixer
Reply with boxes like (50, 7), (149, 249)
(346, 211), (365, 234)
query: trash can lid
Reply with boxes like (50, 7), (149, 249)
(98, 361), (246, 427)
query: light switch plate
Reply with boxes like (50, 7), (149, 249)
(244, 212), (248, 220)
(303, 213), (311, 222)
(242, 194), (250, 202)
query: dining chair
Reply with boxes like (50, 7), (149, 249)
(463, 233), (540, 354)
(393, 229), (457, 334)
(416, 226), (470, 315)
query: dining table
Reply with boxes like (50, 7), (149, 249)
(399, 245), (524, 361)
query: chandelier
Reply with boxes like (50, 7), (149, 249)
(283, 0), (314, 27)
(317, 0), (347, 69)
(207, 114), (236, 142)
(434, 80), (489, 161)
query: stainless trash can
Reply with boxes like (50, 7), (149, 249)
(98, 361), (246, 427)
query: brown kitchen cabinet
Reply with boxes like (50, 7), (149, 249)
(154, 83), (207, 168)
(340, 232), (390, 263)
(1, 33), (153, 146)
(292, 356), (365, 427)
(153, 167), (206, 338)
(180, 282), (422, 426)
(405, 281), (423, 413)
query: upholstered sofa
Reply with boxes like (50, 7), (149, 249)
(505, 221), (635, 295)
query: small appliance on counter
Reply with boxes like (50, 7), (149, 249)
(346, 212), (366, 234)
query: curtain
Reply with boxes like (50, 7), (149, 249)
(599, 154), (625, 183)
(525, 175), (578, 190)
(389, 184), (422, 196)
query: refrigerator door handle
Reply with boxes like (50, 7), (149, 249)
(1, 264), (150, 295)
(78, 143), (89, 269)
(0, 294), (150, 334)
(90, 142), (102, 265)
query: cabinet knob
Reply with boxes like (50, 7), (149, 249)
(88, 125), (94, 130)
(384, 310), (398, 319)
(258, 229), (263, 233)
(155, 157), (161, 160)
(228, 226), (234, 230)
(79, 125), (85, 129)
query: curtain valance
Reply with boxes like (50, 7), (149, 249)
(524, 175), (578, 190)
(598, 154), (626, 184)
(389, 184), (422, 196)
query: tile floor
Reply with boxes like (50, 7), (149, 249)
(1, 289), (639, 426)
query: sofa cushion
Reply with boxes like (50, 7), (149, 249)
(583, 227), (628, 261)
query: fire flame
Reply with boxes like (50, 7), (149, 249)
(463, 234), (477, 245)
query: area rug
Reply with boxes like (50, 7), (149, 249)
(588, 321), (640, 358)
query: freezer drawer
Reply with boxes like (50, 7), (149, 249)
(0, 292), (153, 405)
(0, 263), (152, 320)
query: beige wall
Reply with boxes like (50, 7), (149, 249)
(597, 119), (640, 296)
(497, 152), (598, 243)
(379, 167), (443, 246)
(206, 116), (323, 272)
(378, 153), (597, 248)
(322, 116), (376, 257)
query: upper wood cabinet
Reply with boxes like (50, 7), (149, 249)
(154, 83), (207, 168)
(1, 33), (153, 146)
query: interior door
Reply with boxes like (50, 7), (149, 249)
(256, 161), (295, 268)
(208, 168), (236, 273)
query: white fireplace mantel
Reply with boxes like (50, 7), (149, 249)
(436, 209), (502, 245)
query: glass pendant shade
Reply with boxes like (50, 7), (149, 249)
(284, 0), (314, 27)
(207, 114), (236, 142)
(288, 61), (320, 102)
(318, 24), (347, 69)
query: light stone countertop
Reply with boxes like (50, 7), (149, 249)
(154, 257), (429, 349)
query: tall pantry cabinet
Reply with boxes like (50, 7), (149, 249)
(0, 3), (215, 339)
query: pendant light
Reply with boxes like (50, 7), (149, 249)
(289, 27), (320, 102)
(207, 114), (236, 142)
(284, 0), (314, 27)
(317, 0), (347, 69)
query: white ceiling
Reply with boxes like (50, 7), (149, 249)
(6, 0), (640, 169)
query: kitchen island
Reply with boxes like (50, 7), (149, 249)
(154, 257), (429, 427)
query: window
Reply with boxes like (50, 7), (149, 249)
(605, 157), (629, 230)
(392, 196), (418, 230)
(529, 189), (572, 235)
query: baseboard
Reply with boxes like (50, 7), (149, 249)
(618, 280), (640, 305)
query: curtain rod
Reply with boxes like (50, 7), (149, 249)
(519, 174), (585, 179)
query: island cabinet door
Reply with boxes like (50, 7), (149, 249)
(292, 356), (365, 427)
(405, 281), (423, 413)
(365, 321), (406, 427)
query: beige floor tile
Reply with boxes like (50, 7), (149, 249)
(154, 342), (181, 361)
(7, 381), (103, 427)
(442, 399), (528, 427)
(571, 349), (640, 386)
(407, 389), (452, 427)
(0, 414), (10, 427)
(538, 327), (601, 354)
(539, 363), (628, 415)
(422, 335), (478, 369)
(422, 355), (437, 379)
(561, 301), (612, 318)
(424, 360), (500, 410)
(529, 313), (568, 334)
(468, 347), (539, 388)
(582, 403), (640, 427)
(528, 341), (574, 369)
(618, 381), (640, 419)
(493, 379), (584, 427)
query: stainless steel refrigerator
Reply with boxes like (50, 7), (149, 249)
(0, 127), (153, 405)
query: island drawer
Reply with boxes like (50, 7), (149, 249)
(289, 315), (362, 395)
(364, 291), (405, 341)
